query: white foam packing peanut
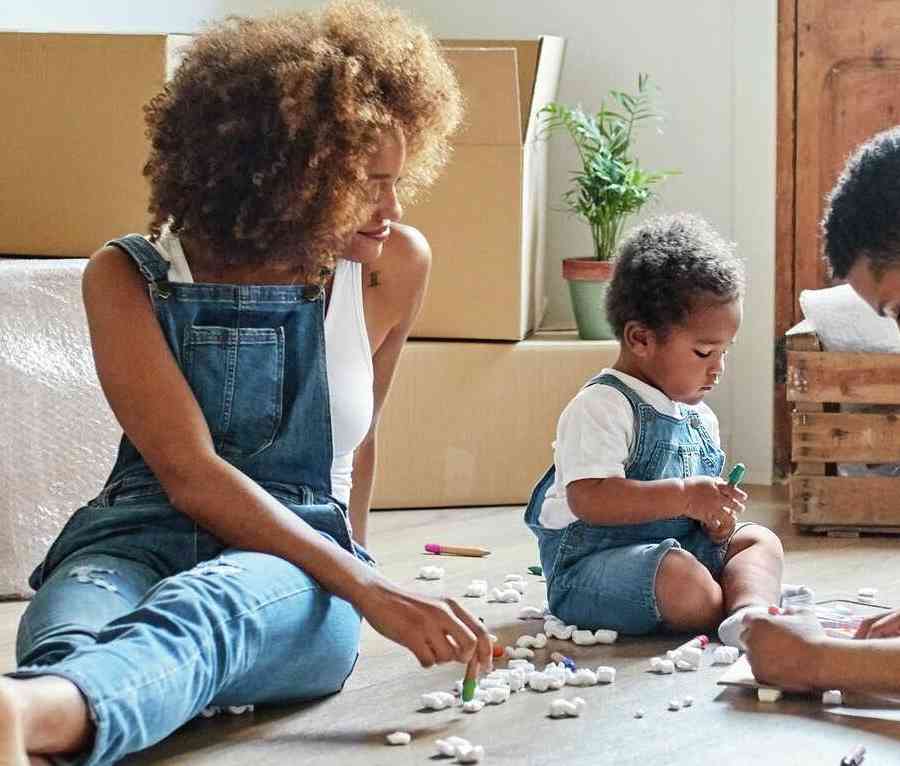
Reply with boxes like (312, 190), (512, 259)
(418, 565), (444, 581)
(594, 629), (618, 644)
(0, 259), (122, 598)
(385, 731), (411, 745)
(595, 666), (616, 684)
(757, 688), (783, 703)
(682, 696), (694, 708)
(566, 668), (599, 687)
(650, 657), (675, 674)
(712, 646), (740, 665)
(508, 659), (535, 673)
(516, 633), (547, 649)
(675, 660), (697, 672)
(462, 699), (485, 713)
(421, 691), (456, 710)
(668, 699), (682, 711)
(544, 617), (576, 640)
(505, 646), (535, 660)
(858, 586), (878, 602)
(464, 580), (488, 598)
(483, 686), (511, 705)
(549, 697), (586, 718)
(456, 744), (485, 764)
(518, 606), (545, 620)
(572, 629), (598, 646)
(489, 587), (522, 603)
(506, 579), (527, 594)
(505, 573), (526, 583)
(436, 737), (472, 757)
(822, 689), (843, 705)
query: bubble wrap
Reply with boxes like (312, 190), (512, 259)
(0, 258), (120, 597)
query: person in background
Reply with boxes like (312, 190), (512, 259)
(744, 126), (900, 692)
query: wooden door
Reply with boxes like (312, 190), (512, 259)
(774, 0), (900, 475)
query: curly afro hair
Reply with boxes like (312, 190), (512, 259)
(606, 213), (745, 340)
(143, 0), (462, 277)
(822, 127), (900, 280)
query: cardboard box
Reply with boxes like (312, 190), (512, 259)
(0, 32), (190, 257)
(404, 38), (565, 341)
(372, 333), (618, 509)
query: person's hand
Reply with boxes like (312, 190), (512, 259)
(359, 580), (493, 675)
(703, 508), (737, 544)
(742, 607), (827, 691)
(855, 608), (900, 639)
(683, 476), (746, 539)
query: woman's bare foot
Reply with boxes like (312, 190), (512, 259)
(0, 679), (28, 766)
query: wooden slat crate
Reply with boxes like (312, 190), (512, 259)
(787, 330), (900, 533)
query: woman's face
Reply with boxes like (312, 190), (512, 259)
(342, 128), (406, 264)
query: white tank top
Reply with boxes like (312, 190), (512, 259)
(148, 229), (374, 505)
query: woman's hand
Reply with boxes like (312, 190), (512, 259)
(855, 608), (900, 639)
(359, 580), (493, 674)
(683, 476), (745, 539)
(742, 608), (827, 691)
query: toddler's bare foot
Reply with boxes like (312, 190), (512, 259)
(0, 679), (28, 766)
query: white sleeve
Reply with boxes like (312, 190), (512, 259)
(554, 384), (635, 486)
(693, 402), (721, 447)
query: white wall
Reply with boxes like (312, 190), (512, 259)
(3, 0), (777, 484)
(0, 1), (219, 33)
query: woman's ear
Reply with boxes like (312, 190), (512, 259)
(623, 320), (656, 358)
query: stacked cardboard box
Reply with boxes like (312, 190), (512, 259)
(372, 37), (623, 508)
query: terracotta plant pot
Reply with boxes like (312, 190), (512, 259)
(562, 258), (616, 340)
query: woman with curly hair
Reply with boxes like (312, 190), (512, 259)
(0, 3), (489, 763)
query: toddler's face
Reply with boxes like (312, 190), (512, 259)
(646, 298), (742, 405)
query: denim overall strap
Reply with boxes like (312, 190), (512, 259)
(93, 234), (336, 505)
(106, 234), (171, 284)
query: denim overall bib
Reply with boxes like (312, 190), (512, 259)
(13, 235), (366, 765)
(524, 373), (726, 634)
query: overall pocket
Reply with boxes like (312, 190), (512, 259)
(183, 325), (285, 460)
(646, 441), (702, 479)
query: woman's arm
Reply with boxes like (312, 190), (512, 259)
(744, 609), (900, 693)
(348, 224), (431, 547)
(82, 244), (489, 671)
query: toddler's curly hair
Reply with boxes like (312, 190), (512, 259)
(143, 0), (462, 276)
(607, 214), (745, 340)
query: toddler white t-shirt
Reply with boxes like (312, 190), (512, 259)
(538, 368), (720, 529)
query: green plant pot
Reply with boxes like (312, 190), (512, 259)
(568, 279), (614, 340)
(563, 258), (615, 340)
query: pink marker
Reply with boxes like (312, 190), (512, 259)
(674, 635), (709, 653)
(424, 544), (491, 558)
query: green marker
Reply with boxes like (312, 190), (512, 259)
(462, 677), (477, 703)
(528, 565), (543, 576)
(727, 462), (746, 487)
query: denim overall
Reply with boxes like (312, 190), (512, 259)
(12, 235), (368, 765)
(524, 373), (726, 634)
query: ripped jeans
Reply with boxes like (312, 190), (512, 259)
(12, 497), (363, 766)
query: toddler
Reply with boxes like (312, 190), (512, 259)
(525, 214), (783, 646)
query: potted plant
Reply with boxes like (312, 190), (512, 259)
(541, 74), (675, 340)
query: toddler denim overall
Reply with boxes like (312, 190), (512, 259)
(524, 373), (727, 634)
(11, 235), (369, 765)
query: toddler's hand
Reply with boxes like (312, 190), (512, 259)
(683, 476), (746, 536)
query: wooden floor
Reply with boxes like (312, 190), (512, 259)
(4, 485), (900, 765)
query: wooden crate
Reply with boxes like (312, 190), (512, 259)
(787, 330), (900, 533)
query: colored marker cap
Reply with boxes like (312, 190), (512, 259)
(424, 543), (441, 554)
(727, 463), (746, 486)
